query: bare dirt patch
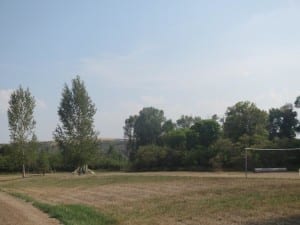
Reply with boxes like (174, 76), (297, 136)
(0, 192), (60, 225)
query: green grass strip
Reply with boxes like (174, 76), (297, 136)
(10, 192), (116, 225)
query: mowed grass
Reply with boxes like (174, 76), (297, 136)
(1, 172), (300, 225)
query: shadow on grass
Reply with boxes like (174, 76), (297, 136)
(245, 215), (300, 225)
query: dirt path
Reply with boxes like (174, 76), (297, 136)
(0, 192), (60, 225)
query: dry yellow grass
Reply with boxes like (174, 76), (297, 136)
(0, 172), (299, 225)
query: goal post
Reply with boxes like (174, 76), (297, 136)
(244, 147), (300, 178)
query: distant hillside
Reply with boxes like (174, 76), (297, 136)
(100, 138), (127, 156)
(0, 138), (128, 157)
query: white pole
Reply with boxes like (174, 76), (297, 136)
(245, 148), (248, 179)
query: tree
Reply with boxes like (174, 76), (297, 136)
(223, 101), (268, 142)
(185, 129), (199, 150)
(279, 104), (299, 137)
(295, 96), (300, 108)
(268, 104), (299, 139)
(123, 115), (137, 160)
(133, 145), (168, 170)
(176, 115), (201, 129)
(0, 144), (22, 172)
(54, 76), (98, 174)
(210, 138), (239, 169)
(26, 134), (39, 173)
(7, 86), (36, 178)
(134, 107), (166, 147)
(162, 119), (175, 134)
(191, 119), (221, 147)
(162, 129), (186, 150)
(268, 108), (282, 140)
(37, 150), (49, 175)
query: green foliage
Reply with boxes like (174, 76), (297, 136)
(7, 86), (36, 143)
(268, 108), (282, 139)
(185, 129), (199, 150)
(161, 129), (186, 150)
(1, 87), (298, 173)
(36, 150), (50, 175)
(132, 145), (186, 170)
(11, 192), (116, 225)
(26, 134), (39, 172)
(210, 138), (240, 169)
(268, 104), (299, 139)
(176, 115), (201, 129)
(7, 86), (36, 177)
(0, 144), (22, 171)
(123, 115), (137, 160)
(54, 76), (98, 170)
(224, 101), (268, 142)
(124, 107), (166, 162)
(133, 145), (168, 170)
(273, 137), (300, 149)
(164, 149), (185, 169)
(48, 150), (64, 172)
(162, 119), (175, 133)
(191, 119), (220, 147)
(0, 143), (40, 173)
(92, 146), (127, 171)
(134, 107), (166, 146)
(184, 146), (213, 169)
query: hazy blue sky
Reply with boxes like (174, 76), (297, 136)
(0, 0), (299, 143)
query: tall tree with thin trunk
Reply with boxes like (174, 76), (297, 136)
(7, 86), (36, 178)
(295, 96), (300, 108)
(123, 115), (137, 160)
(54, 76), (98, 173)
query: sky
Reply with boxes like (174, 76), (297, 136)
(0, 0), (300, 143)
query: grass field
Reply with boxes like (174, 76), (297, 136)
(0, 172), (300, 225)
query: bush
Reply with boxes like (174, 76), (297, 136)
(133, 145), (167, 170)
(210, 138), (239, 170)
(183, 146), (213, 169)
(91, 146), (127, 171)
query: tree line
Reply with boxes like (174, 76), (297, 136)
(1, 75), (300, 176)
(0, 76), (113, 176)
(124, 102), (300, 171)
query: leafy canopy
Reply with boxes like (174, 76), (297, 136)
(134, 107), (166, 146)
(224, 101), (268, 142)
(191, 119), (221, 147)
(268, 104), (299, 139)
(54, 76), (98, 168)
(8, 86), (36, 143)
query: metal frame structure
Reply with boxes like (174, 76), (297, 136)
(244, 148), (300, 178)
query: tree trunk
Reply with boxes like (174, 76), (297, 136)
(22, 163), (25, 178)
(72, 165), (95, 175)
(22, 148), (25, 178)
